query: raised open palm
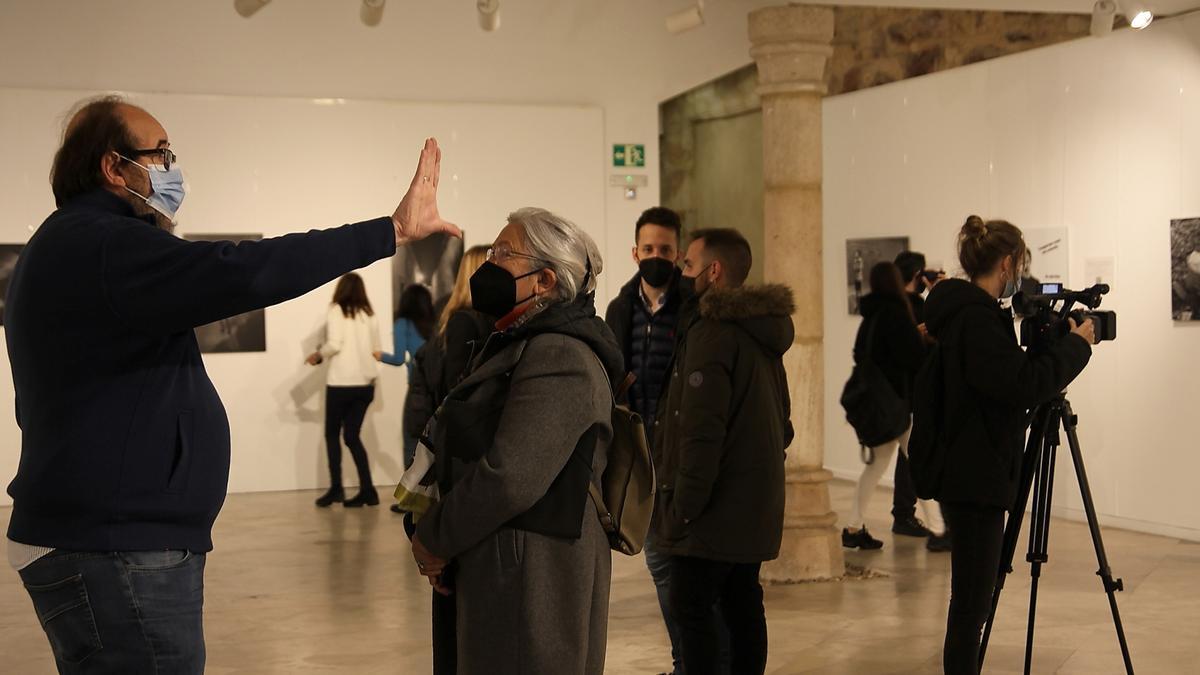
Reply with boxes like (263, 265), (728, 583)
(392, 138), (462, 245)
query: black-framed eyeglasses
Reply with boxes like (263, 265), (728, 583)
(125, 147), (177, 171)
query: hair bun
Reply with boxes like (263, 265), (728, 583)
(962, 215), (987, 240)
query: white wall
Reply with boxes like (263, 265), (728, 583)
(823, 13), (1200, 540)
(0, 0), (798, 296)
(0, 0), (784, 503)
(0, 87), (604, 502)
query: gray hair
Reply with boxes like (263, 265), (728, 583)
(509, 207), (603, 303)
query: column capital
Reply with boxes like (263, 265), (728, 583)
(749, 5), (835, 96)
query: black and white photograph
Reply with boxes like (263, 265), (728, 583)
(392, 232), (464, 316)
(184, 233), (268, 352)
(845, 236), (910, 315)
(1171, 218), (1200, 322)
(0, 244), (24, 326)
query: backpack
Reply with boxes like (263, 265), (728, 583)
(839, 314), (910, 454)
(586, 359), (656, 556)
(908, 319), (965, 500)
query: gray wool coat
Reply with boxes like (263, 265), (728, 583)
(415, 332), (614, 675)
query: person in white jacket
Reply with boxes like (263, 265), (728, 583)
(306, 273), (383, 507)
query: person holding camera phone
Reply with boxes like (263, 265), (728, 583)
(891, 251), (949, 550)
(922, 216), (1094, 674)
(842, 262), (948, 552)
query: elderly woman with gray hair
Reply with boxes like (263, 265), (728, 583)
(410, 208), (623, 674)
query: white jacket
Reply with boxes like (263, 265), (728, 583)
(319, 304), (381, 387)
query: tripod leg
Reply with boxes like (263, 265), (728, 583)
(979, 405), (1053, 668)
(1024, 434), (1059, 675)
(1060, 401), (1135, 674)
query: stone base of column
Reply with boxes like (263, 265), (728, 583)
(761, 467), (845, 583)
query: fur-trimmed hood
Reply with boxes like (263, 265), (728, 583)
(698, 284), (796, 356)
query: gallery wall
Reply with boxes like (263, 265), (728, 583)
(822, 13), (1200, 539)
(0, 0), (802, 306)
(0, 88), (604, 503)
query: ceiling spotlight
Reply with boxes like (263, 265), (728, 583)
(1091, 0), (1116, 37)
(478, 0), (500, 32)
(233, 0), (271, 18)
(1123, 1), (1152, 28)
(666, 1), (705, 34)
(361, 0), (385, 27)
(1123, 7), (1152, 28)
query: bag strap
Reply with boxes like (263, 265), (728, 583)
(581, 350), (621, 537)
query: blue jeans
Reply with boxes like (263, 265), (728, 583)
(645, 541), (730, 675)
(18, 549), (206, 674)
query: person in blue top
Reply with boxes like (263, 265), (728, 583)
(381, 283), (436, 467)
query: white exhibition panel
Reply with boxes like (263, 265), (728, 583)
(0, 88), (605, 503)
(823, 15), (1200, 539)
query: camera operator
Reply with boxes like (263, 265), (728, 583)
(923, 216), (1093, 674)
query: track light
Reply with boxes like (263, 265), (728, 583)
(666, 1), (705, 34)
(233, 0), (271, 18)
(478, 0), (500, 32)
(1124, 2), (1154, 29)
(1091, 0), (1116, 37)
(361, 0), (385, 27)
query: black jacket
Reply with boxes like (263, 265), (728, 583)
(924, 279), (1091, 509)
(854, 292), (924, 402)
(652, 285), (795, 563)
(604, 269), (692, 414)
(5, 189), (396, 552)
(441, 308), (495, 396)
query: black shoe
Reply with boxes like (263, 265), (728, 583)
(389, 504), (405, 514)
(892, 515), (932, 537)
(344, 490), (380, 508)
(315, 487), (344, 507)
(927, 532), (952, 552)
(842, 527), (884, 550)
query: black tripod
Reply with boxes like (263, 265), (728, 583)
(977, 393), (1134, 674)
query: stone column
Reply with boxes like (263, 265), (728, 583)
(750, 5), (844, 582)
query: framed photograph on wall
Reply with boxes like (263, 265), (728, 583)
(183, 234), (268, 353)
(845, 236), (910, 315)
(0, 244), (24, 326)
(1171, 218), (1200, 322)
(391, 232), (465, 317)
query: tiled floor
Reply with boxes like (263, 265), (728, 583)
(2, 479), (1194, 673)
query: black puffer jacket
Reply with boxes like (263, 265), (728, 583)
(604, 269), (692, 434)
(854, 292), (924, 402)
(924, 279), (1091, 509)
(652, 284), (795, 563)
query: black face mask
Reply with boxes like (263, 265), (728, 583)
(470, 261), (541, 319)
(679, 263), (712, 298)
(638, 257), (675, 288)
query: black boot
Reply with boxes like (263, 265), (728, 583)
(315, 486), (345, 507)
(344, 488), (380, 508)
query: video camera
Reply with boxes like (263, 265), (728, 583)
(1015, 283), (1117, 351)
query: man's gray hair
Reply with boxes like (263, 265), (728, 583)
(509, 207), (603, 303)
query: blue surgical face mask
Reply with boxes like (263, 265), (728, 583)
(1001, 276), (1018, 299)
(119, 154), (186, 221)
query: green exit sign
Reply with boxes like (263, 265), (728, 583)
(613, 144), (645, 167)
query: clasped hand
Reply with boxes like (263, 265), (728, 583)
(411, 534), (452, 596)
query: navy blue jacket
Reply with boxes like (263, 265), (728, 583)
(5, 189), (396, 552)
(604, 270), (690, 438)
